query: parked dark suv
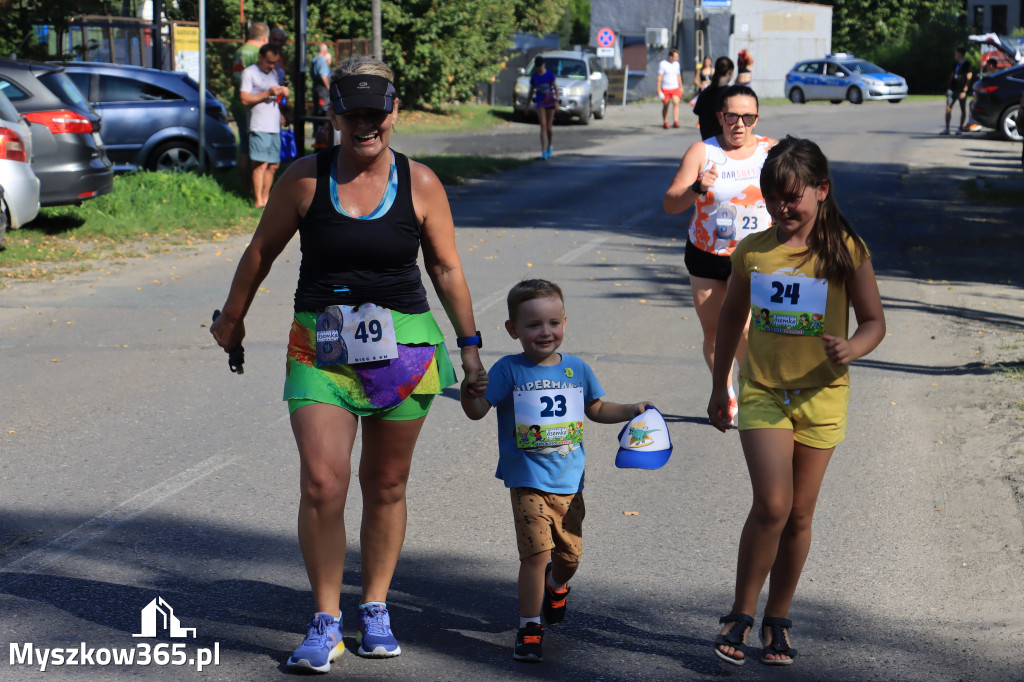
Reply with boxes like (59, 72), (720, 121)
(971, 60), (1024, 142)
(0, 58), (113, 206)
(58, 62), (237, 173)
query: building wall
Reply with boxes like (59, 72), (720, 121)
(968, 0), (1023, 34)
(730, 0), (833, 98)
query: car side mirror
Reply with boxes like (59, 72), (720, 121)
(518, 67), (526, 76)
(590, 72), (602, 80)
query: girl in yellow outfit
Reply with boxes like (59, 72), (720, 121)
(707, 137), (886, 667)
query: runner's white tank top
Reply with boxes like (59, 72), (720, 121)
(687, 135), (773, 256)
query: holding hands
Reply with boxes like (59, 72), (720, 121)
(462, 366), (488, 398)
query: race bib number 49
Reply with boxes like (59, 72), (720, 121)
(513, 387), (585, 450)
(750, 272), (828, 337)
(315, 304), (398, 366)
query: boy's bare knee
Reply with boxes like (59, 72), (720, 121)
(522, 550), (551, 570)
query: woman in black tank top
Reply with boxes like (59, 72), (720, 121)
(212, 57), (485, 672)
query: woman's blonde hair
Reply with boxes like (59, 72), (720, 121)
(332, 57), (394, 84)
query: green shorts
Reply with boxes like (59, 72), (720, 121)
(737, 377), (849, 449)
(288, 393), (435, 420)
(283, 309), (455, 420)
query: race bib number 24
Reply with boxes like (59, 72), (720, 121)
(750, 272), (828, 337)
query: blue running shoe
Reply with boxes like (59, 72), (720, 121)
(286, 612), (344, 673)
(356, 603), (401, 657)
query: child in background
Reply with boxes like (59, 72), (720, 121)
(707, 137), (885, 667)
(461, 279), (654, 663)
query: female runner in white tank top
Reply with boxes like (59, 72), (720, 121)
(663, 84), (776, 423)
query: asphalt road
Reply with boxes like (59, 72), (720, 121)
(1, 99), (1022, 680)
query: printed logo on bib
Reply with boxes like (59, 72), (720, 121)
(513, 387), (585, 453)
(750, 272), (828, 336)
(315, 303), (398, 366)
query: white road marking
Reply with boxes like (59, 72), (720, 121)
(0, 453), (239, 587)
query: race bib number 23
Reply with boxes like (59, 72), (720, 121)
(513, 387), (585, 450)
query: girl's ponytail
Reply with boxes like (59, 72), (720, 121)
(761, 136), (868, 285)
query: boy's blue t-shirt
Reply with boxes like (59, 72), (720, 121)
(485, 353), (604, 494)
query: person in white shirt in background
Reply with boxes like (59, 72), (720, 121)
(658, 48), (684, 129)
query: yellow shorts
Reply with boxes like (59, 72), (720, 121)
(737, 377), (849, 449)
(510, 488), (585, 563)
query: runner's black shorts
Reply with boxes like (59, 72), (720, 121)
(684, 238), (732, 281)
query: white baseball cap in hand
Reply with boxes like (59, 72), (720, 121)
(614, 407), (673, 469)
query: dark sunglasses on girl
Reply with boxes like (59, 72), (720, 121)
(722, 112), (758, 126)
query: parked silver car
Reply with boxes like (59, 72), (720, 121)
(785, 53), (908, 104)
(513, 50), (609, 124)
(0, 87), (40, 246)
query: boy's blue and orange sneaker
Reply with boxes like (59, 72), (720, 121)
(286, 612), (344, 673)
(513, 622), (544, 661)
(542, 563), (570, 625)
(356, 603), (402, 657)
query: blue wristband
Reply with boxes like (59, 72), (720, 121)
(456, 332), (482, 349)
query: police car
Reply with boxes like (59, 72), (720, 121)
(784, 54), (908, 104)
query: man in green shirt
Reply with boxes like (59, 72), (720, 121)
(232, 21), (268, 195)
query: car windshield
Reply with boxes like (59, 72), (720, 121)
(531, 58), (587, 79)
(843, 60), (887, 75)
(39, 71), (92, 109)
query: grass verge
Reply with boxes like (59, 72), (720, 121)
(0, 151), (529, 281)
(398, 105), (515, 134)
(413, 154), (530, 185)
(0, 170), (258, 283)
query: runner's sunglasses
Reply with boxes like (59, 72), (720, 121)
(722, 112), (759, 126)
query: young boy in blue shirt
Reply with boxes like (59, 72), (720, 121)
(461, 279), (654, 662)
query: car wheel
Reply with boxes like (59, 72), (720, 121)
(149, 141), (200, 172)
(789, 88), (805, 104)
(594, 94), (607, 119)
(578, 100), (592, 125)
(847, 86), (863, 104)
(998, 104), (1022, 142)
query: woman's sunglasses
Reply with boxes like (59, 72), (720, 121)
(722, 112), (758, 126)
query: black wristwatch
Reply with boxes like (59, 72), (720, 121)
(690, 179), (705, 195)
(456, 332), (482, 349)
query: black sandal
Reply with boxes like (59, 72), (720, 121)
(714, 613), (753, 666)
(760, 616), (798, 666)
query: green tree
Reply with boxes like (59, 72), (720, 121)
(788, 0), (963, 54)
(382, 0), (517, 106)
(4, 0), (569, 108)
(511, 0), (570, 35)
(568, 0), (590, 46)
